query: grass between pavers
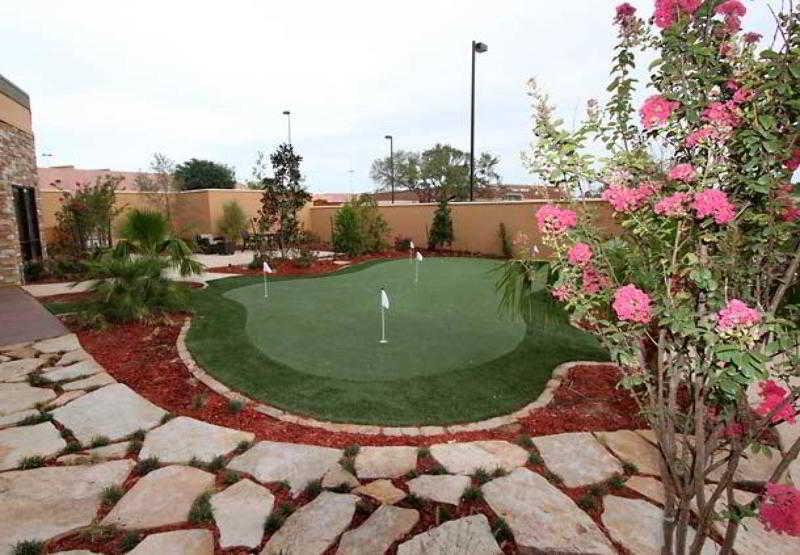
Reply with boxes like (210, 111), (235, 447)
(187, 258), (608, 426)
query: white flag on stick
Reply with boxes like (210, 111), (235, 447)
(416, 251), (423, 262)
(409, 241), (415, 250)
(262, 261), (274, 274)
(262, 261), (274, 299)
(380, 289), (390, 310)
(379, 288), (390, 343)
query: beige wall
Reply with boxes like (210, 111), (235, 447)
(0, 92), (31, 133)
(39, 190), (616, 257)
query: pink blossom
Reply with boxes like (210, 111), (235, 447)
(637, 180), (662, 198)
(732, 87), (754, 104)
(677, 0), (702, 12)
(692, 189), (737, 224)
(755, 380), (796, 424)
(603, 185), (641, 212)
(653, 0), (678, 28)
(640, 95), (679, 128)
(535, 205), (578, 235)
(702, 101), (741, 128)
(568, 242), (593, 266)
(744, 32), (762, 44)
(777, 183), (800, 222)
(654, 192), (691, 217)
(719, 42), (736, 57)
(785, 149), (800, 171)
(716, 0), (746, 17)
(615, 3), (636, 19)
(725, 80), (740, 92)
(759, 483), (800, 536)
(551, 284), (574, 302)
(722, 421), (745, 438)
(582, 266), (611, 294)
(716, 298), (761, 333)
(685, 126), (720, 148)
(612, 284), (653, 324)
(783, 206), (800, 222)
(669, 163), (698, 183)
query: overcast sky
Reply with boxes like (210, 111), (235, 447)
(0, 1), (778, 193)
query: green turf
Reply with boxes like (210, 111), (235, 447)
(187, 258), (609, 426)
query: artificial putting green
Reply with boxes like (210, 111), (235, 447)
(187, 258), (608, 426)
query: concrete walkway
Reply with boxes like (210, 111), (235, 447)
(0, 286), (67, 345)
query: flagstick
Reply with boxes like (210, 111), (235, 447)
(380, 306), (387, 343)
(414, 259), (419, 285)
(263, 273), (268, 299)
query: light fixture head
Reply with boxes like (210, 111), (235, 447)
(474, 41), (488, 53)
(384, 135), (392, 140)
(282, 110), (290, 115)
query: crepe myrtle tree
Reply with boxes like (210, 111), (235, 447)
(508, 1), (800, 552)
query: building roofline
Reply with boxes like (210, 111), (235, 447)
(0, 74), (30, 109)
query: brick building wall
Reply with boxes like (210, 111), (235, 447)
(0, 75), (39, 285)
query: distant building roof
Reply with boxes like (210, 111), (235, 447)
(38, 166), (152, 192)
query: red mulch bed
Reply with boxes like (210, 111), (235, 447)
(73, 316), (644, 448)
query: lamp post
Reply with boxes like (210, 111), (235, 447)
(282, 110), (292, 145)
(384, 135), (395, 204)
(470, 40), (488, 202)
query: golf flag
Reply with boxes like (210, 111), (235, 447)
(416, 251), (423, 262)
(262, 261), (273, 299)
(379, 288), (389, 343)
(380, 289), (390, 310)
(409, 241), (415, 250)
(262, 261), (274, 274)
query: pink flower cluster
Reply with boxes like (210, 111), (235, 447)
(668, 163), (698, 183)
(755, 380), (797, 424)
(744, 32), (762, 44)
(715, 0), (747, 33)
(760, 483), (800, 536)
(535, 205), (577, 235)
(715, 298), (761, 333)
(613, 284), (653, 324)
(785, 149), (800, 172)
(692, 189), (737, 224)
(582, 266), (611, 294)
(703, 101), (741, 129)
(685, 126), (720, 148)
(568, 242), (593, 266)
(654, 192), (691, 217)
(640, 95), (679, 128)
(551, 284), (574, 302)
(602, 182), (659, 213)
(777, 183), (800, 223)
(615, 3), (636, 22)
(653, 0), (702, 29)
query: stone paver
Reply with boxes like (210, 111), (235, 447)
(354, 446), (418, 479)
(0, 460), (134, 554)
(429, 440), (528, 475)
(322, 465), (360, 489)
(128, 529), (214, 555)
(353, 479), (407, 505)
(0, 358), (44, 382)
(0, 409), (38, 429)
(44, 390), (85, 409)
(603, 495), (717, 555)
(0, 382), (56, 416)
(102, 465), (215, 529)
(61, 372), (117, 391)
(228, 440), (341, 495)
(777, 419), (800, 487)
(32, 333), (80, 354)
(532, 432), (623, 487)
(407, 474), (471, 505)
(51, 383), (166, 444)
(595, 429), (663, 475)
(211, 478), (274, 549)
(56, 349), (91, 366)
(0, 421), (67, 470)
(337, 505), (419, 555)
(483, 468), (615, 554)
(626, 476), (667, 504)
(397, 514), (501, 555)
(140, 416), (254, 464)
(261, 492), (358, 555)
(42, 359), (101, 382)
(60, 442), (132, 464)
(707, 445), (785, 484)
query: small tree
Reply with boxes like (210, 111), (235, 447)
(254, 144), (311, 259)
(331, 196), (389, 256)
(217, 201), (248, 250)
(174, 158), (236, 190)
(53, 175), (122, 255)
(428, 200), (454, 250)
(134, 153), (177, 225)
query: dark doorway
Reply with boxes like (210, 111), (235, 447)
(12, 185), (43, 261)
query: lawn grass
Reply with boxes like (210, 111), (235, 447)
(187, 258), (608, 426)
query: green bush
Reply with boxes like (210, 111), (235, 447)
(174, 158), (236, 190)
(332, 197), (390, 257)
(217, 201), (248, 248)
(79, 257), (190, 324)
(428, 200), (453, 250)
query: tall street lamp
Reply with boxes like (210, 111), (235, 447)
(384, 135), (395, 204)
(283, 110), (292, 145)
(470, 40), (488, 202)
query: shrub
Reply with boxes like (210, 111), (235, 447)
(227, 399), (244, 414)
(394, 236), (413, 251)
(133, 456), (160, 476)
(174, 158), (236, 190)
(188, 491), (213, 524)
(217, 201), (248, 248)
(331, 203), (363, 256)
(18, 456), (45, 470)
(101, 485), (124, 507)
(332, 196), (389, 256)
(52, 174), (122, 255)
(428, 200), (453, 250)
(11, 540), (44, 555)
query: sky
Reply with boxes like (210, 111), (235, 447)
(0, 1), (779, 193)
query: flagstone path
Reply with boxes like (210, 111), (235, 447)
(1, 334), (799, 554)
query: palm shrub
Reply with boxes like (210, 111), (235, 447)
(428, 200), (453, 250)
(79, 257), (189, 324)
(113, 209), (202, 276)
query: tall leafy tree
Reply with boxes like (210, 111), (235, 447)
(174, 158), (236, 190)
(370, 143), (500, 202)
